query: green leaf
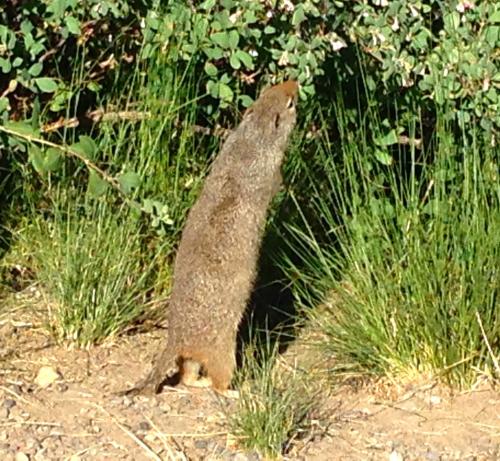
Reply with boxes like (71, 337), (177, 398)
(87, 170), (108, 197)
(229, 53), (241, 69)
(44, 147), (63, 171)
(0, 58), (12, 73)
(34, 77), (59, 93)
(243, 10), (258, 24)
(228, 30), (239, 49)
(4, 120), (39, 137)
(204, 62), (218, 77)
(374, 149), (393, 166)
(0, 96), (9, 113)
(211, 31), (229, 48)
(28, 62), (43, 77)
(71, 135), (97, 158)
(200, 0), (216, 10)
(376, 129), (398, 146)
(218, 82), (233, 101)
(204, 46), (224, 60)
(117, 171), (141, 195)
(485, 25), (499, 48)
(28, 145), (45, 174)
(235, 50), (253, 68)
(238, 94), (254, 108)
(490, 9), (500, 24)
(87, 81), (101, 92)
(12, 57), (23, 68)
(292, 5), (306, 26)
(64, 16), (81, 35)
(20, 19), (33, 35)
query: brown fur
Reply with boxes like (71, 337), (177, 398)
(126, 80), (298, 394)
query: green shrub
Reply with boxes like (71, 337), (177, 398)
(0, 0), (147, 120)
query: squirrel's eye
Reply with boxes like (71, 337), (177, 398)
(286, 97), (295, 109)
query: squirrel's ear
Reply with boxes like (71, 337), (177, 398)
(286, 96), (295, 109)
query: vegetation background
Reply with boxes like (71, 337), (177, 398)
(0, 0), (498, 457)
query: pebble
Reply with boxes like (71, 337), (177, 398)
(3, 399), (17, 410)
(425, 450), (441, 461)
(56, 383), (68, 393)
(9, 384), (22, 395)
(231, 452), (261, 461)
(34, 366), (61, 388)
(33, 450), (48, 461)
(194, 439), (209, 450)
(137, 421), (150, 431)
(14, 452), (29, 461)
(0, 407), (10, 419)
(25, 438), (41, 450)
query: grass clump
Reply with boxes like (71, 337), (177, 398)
(18, 194), (158, 346)
(229, 334), (320, 459)
(281, 101), (500, 386)
(2, 45), (212, 345)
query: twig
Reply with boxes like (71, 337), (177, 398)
(0, 385), (36, 407)
(143, 414), (183, 461)
(0, 124), (142, 211)
(153, 431), (228, 438)
(475, 311), (500, 378)
(92, 403), (162, 461)
(0, 421), (62, 428)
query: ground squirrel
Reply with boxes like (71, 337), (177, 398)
(126, 80), (298, 394)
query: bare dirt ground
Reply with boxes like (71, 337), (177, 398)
(1, 303), (499, 461)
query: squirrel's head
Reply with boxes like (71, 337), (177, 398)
(243, 80), (298, 151)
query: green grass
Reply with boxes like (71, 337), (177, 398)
(228, 332), (320, 459)
(1, 45), (213, 344)
(280, 100), (500, 386)
(20, 194), (157, 346)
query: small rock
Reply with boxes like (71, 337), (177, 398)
(424, 450), (441, 461)
(245, 451), (260, 461)
(34, 367), (61, 388)
(56, 383), (68, 393)
(3, 399), (16, 410)
(389, 450), (404, 461)
(15, 452), (30, 461)
(8, 384), (22, 395)
(194, 439), (209, 450)
(232, 453), (255, 461)
(0, 323), (16, 338)
(0, 408), (9, 420)
(137, 421), (150, 431)
(25, 438), (41, 450)
(33, 449), (48, 461)
(121, 396), (133, 408)
(429, 395), (441, 405)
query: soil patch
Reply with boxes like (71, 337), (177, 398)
(0, 307), (499, 460)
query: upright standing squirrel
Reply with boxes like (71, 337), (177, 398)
(126, 80), (298, 394)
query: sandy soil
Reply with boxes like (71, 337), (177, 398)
(1, 304), (499, 461)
